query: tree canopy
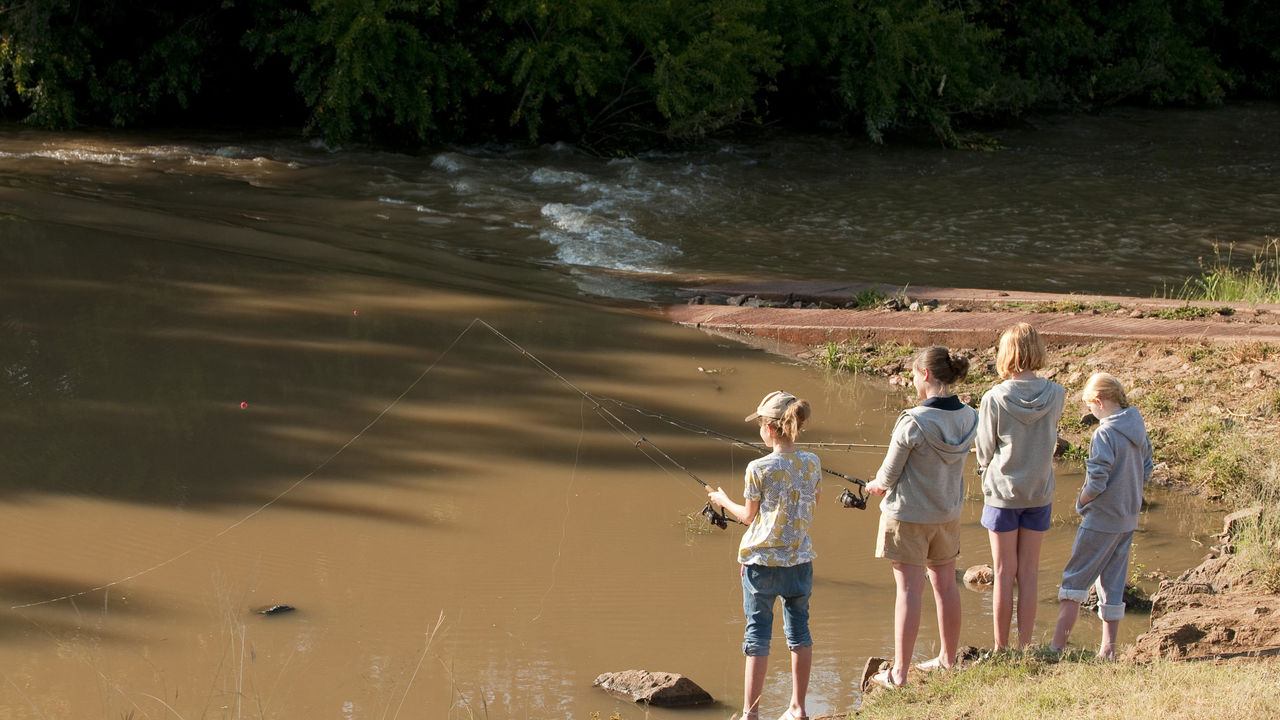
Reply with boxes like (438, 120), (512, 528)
(1, 0), (1276, 149)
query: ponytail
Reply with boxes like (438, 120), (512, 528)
(766, 398), (811, 442)
(913, 345), (970, 386)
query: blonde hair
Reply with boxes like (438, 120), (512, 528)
(762, 398), (811, 442)
(913, 346), (970, 386)
(1082, 372), (1130, 409)
(996, 322), (1046, 378)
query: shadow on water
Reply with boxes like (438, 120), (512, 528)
(1, 227), (744, 518)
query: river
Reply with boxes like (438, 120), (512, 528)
(1, 104), (1274, 719)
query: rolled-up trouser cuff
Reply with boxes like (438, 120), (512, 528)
(1097, 602), (1126, 621)
(1058, 587), (1091, 603)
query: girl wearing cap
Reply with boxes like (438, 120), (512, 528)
(708, 390), (821, 720)
(865, 346), (978, 688)
(975, 322), (1065, 650)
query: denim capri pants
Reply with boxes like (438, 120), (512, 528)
(1058, 527), (1133, 622)
(741, 562), (813, 656)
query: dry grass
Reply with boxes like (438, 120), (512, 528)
(854, 651), (1280, 720)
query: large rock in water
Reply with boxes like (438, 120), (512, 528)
(593, 670), (714, 707)
(963, 564), (994, 586)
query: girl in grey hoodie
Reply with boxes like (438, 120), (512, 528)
(976, 323), (1066, 650)
(866, 346), (978, 687)
(1051, 372), (1153, 660)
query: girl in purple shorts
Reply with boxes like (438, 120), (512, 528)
(975, 323), (1065, 649)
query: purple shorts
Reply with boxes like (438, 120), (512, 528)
(981, 503), (1052, 533)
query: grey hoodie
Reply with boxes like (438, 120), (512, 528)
(875, 399), (979, 524)
(1078, 406), (1153, 533)
(976, 377), (1066, 509)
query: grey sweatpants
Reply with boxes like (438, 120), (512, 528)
(1058, 527), (1133, 622)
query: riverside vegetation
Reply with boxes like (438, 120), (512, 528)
(2, 1), (1279, 151)
(807, 241), (1280, 719)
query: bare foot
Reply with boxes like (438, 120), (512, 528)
(915, 655), (951, 672)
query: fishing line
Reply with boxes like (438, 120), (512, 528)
(12, 318), (484, 610)
(589, 393), (872, 509)
(13, 317), (738, 610)
(471, 319), (742, 527)
(531, 395), (586, 623)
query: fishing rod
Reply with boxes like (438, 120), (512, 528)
(475, 320), (742, 529)
(589, 394), (871, 511)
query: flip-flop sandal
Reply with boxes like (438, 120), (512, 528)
(860, 657), (905, 691)
(870, 665), (906, 689)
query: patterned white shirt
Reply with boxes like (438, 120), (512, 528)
(738, 451), (821, 566)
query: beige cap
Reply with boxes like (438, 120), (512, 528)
(745, 390), (797, 422)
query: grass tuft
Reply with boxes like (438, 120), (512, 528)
(1165, 238), (1280, 304)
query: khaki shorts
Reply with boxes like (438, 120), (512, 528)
(875, 514), (961, 567)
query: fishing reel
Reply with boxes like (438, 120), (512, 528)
(838, 486), (868, 511)
(701, 502), (731, 529)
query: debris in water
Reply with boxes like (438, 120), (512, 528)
(253, 604), (295, 616)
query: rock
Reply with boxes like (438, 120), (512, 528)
(1080, 412), (1099, 427)
(964, 564), (994, 585)
(686, 295), (706, 305)
(1175, 554), (1233, 588)
(1054, 436), (1071, 457)
(1129, 309), (1145, 318)
(253, 604), (295, 616)
(743, 296), (767, 308)
(1130, 554), (1280, 663)
(1150, 580), (1216, 620)
(593, 670), (713, 707)
(1149, 462), (1172, 486)
(726, 294), (746, 306)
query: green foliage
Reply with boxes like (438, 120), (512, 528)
(499, 0), (780, 148)
(244, 0), (493, 145)
(0, 1), (243, 128)
(974, 0), (1231, 110)
(1, 0), (1276, 149)
(769, 0), (1004, 145)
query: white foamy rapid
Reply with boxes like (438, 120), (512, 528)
(538, 202), (679, 273)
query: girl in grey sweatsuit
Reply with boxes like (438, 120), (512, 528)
(976, 322), (1066, 650)
(1051, 372), (1153, 660)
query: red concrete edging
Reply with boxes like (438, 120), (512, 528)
(663, 281), (1280, 349)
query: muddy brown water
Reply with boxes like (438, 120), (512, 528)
(0, 116), (1250, 718)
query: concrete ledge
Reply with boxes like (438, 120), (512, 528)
(666, 304), (1280, 349)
